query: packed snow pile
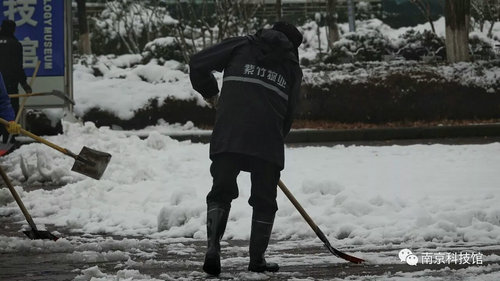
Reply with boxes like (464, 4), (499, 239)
(73, 58), (206, 120)
(1, 121), (499, 248)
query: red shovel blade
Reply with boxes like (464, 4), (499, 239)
(325, 243), (365, 264)
(0, 142), (14, 156)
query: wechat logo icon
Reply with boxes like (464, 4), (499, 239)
(399, 248), (418, 266)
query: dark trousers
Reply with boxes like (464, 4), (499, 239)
(6, 84), (20, 114)
(207, 153), (280, 222)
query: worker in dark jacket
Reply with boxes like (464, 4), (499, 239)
(0, 72), (21, 145)
(0, 20), (31, 143)
(0, 20), (32, 116)
(189, 22), (303, 276)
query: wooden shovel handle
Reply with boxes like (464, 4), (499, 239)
(278, 179), (321, 234)
(8, 92), (46, 98)
(278, 179), (365, 264)
(0, 165), (38, 230)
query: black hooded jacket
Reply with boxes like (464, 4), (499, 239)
(0, 30), (27, 93)
(189, 29), (303, 169)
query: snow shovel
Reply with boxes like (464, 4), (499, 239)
(0, 142), (14, 157)
(9, 90), (75, 105)
(278, 179), (365, 264)
(0, 118), (111, 180)
(0, 165), (58, 240)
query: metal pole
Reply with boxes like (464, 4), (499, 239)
(65, 0), (74, 114)
(347, 0), (356, 32)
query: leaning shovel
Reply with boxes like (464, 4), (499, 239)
(0, 165), (58, 240)
(0, 118), (111, 180)
(278, 179), (365, 264)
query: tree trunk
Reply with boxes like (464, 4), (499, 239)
(487, 21), (495, 38)
(326, 0), (340, 50)
(276, 0), (282, 21)
(77, 0), (92, 55)
(487, 0), (498, 38)
(445, 0), (470, 63)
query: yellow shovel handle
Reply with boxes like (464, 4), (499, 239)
(0, 118), (73, 158)
(0, 165), (37, 229)
(8, 92), (46, 98)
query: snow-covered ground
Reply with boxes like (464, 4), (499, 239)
(1, 17), (500, 280)
(1, 121), (500, 279)
(1, 121), (500, 245)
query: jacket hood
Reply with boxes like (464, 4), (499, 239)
(0, 20), (16, 37)
(0, 30), (15, 38)
(259, 29), (295, 50)
(252, 29), (299, 64)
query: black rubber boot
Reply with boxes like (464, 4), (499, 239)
(203, 202), (230, 276)
(248, 216), (279, 273)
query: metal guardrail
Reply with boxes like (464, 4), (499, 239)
(71, 2), (105, 17)
(241, 0), (382, 19)
(74, 1), (382, 20)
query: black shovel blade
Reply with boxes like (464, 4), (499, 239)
(71, 146), (112, 180)
(23, 229), (59, 241)
(51, 90), (75, 105)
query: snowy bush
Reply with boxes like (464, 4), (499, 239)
(90, 0), (178, 55)
(299, 60), (500, 123)
(90, 22), (126, 55)
(469, 31), (498, 60)
(141, 36), (184, 64)
(355, 0), (381, 21)
(73, 54), (147, 80)
(396, 29), (445, 61)
(169, 1), (266, 63)
(325, 28), (394, 63)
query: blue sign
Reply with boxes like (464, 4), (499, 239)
(0, 0), (65, 77)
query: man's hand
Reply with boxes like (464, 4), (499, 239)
(205, 95), (219, 109)
(6, 121), (21, 135)
(21, 82), (32, 94)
